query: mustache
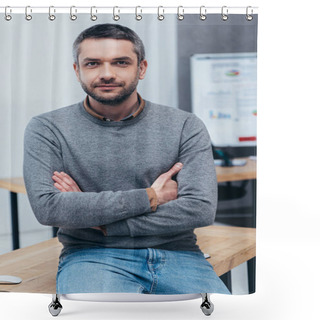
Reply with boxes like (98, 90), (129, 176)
(93, 80), (124, 87)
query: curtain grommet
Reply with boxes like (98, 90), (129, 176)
(49, 6), (56, 21)
(90, 6), (97, 21)
(25, 6), (32, 21)
(135, 6), (142, 21)
(177, 6), (184, 21)
(200, 6), (207, 21)
(158, 6), (165, 21)
(246, 6), (253, 21)
(70, 6), (77, 21)
(221, 6), (228, 21)
(113, 6), (120, 21)
(4, 6), (12, 21)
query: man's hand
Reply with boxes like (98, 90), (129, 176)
(151, 162), (183, 206)
(52, 171), (82, 192)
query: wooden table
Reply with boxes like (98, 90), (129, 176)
(0, 178), (25, 250)
(0, 157), (256, 250)
(215, 158), (256, 183)
(0, 225), (256, 294)
(216, 157), (257, 227)
(0, 177), (25, 194)
(216, 157), (256, 292)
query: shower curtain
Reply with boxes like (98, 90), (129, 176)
(0, 5), (258, 315)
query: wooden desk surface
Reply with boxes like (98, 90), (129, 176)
(195, 226), (256, 277)
(215, 158), (256, 183)
(0, 158), (256, 194)
(0, 177), (25, 194)
(0, 225), (255, 293)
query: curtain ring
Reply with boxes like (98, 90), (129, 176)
(246, 6), (253, 21)
(49, 6), (56, 21)
(177, 6), (184, 21)
(70, 6), (77, 21)
(200, 6), (207, 21)
(25, 6), (32, 21)
(221, 6), (228, 21)
(113, 6), (120, 21)
(4, 6), (12, 21)
(135, 6), (142, 21)
(158, 6), (165, 21)
(90, 6), (97, 21)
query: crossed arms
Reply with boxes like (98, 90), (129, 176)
(23, 114), (217, 237)
(52, 163), (183, 235)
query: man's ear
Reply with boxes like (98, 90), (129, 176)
(73, 63), (80, 82)
(138, 60), (148, 80)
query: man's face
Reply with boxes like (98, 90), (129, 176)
(74, 38), (147, 105)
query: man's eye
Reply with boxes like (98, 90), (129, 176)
(116, 61), (129, 66)
(86, 62), (98, 67)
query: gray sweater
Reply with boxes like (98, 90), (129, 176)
(23, 100), (217, 253)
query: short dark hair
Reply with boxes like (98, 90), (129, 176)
(73, 23), (145, 66)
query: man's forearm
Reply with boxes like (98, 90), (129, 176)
(106, 188), (216, 237)
(26, 186), (152, 229)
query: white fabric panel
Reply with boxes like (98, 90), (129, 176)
(0, 14), (177, 243)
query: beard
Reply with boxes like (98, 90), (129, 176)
(79, 74), (139, 106)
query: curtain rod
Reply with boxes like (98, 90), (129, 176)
(0, 6), (259, 15)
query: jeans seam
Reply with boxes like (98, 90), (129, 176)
(147, 249), (158, 294)
(149, 271), (157, 294)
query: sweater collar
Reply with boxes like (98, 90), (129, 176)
(83, 94), (145, 122)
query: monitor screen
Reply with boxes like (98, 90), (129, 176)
(190, 53), (257, 147)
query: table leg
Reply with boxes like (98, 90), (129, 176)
(247, 257), (256, 293)
(251, 179), (257, 228)
(10, 191), (57, 249)
(247, 179), (256, 293)
(10, 192), (20, 250)
(220, 271), (232, 293)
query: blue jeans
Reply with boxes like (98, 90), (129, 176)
(56, 247), (230, 295)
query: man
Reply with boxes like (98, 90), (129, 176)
(23, 23), (229, 295)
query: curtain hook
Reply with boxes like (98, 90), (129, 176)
(246, 6), (253, 21)
(200, 6), (207, 21)
(5, 6), (12, 21)
(221, 6), (228, 21)
(90, 6), (97, 21)
(49, 6), (56, 21)
(158, 6), (165, 21)
(113, 6), (120, 21)
(177, 6), (184, 21)
(135, 6), (142, 21)
(25, 6), (32, 21)
(70, 6), (77, 21)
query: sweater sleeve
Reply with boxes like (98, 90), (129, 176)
(106, 115), (217, 237)
(23, 117), (151, 229)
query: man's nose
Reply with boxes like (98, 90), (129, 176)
(99, 63), (116, 80)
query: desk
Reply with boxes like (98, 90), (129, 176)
(0, 177), (25, 194)
(0, 225), (256, 294)
(215, 157), (257, 226)
(0, 178), (25, 250)
(215, 157), (256, 292)
(0, 157), (256, 250)
(215, 158), (256, 183)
